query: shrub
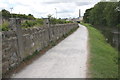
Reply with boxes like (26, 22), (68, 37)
(36, 19), (44, 25)
(117, 24), (120, 30)
(22, 20), (37, 28)
(0, 21), (9, 31)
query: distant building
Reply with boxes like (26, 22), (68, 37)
(65, 9), (83, 23)
(66, 17), (83, 23)
(79, 9), (81, 18)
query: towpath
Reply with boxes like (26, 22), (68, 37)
(13, 24), (89, 78)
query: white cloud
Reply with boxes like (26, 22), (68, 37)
(13, 5), (32, 14)
(0, 0), (101, 18)
(0, 3), (8, 9)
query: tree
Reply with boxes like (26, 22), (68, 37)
(116, 1), (120, 28)
(103, 2), (119, 27)
(28, 14), (35, 20)
(83, 8), (93, 23)
(47, 14), (53, 19)
(1, 9), (11, 19)
(83, 2), (120, 28)
(89, 2), (107, 26)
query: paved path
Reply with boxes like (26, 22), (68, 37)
(12, 24), (88, 78)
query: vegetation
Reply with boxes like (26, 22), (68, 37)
(81, 23), (118, 78)
(48, 14), (73, 24)
(1, 10), (73, 31)
(50, 18), (73, 24)
(83, 1), (120, 28)
(1, 9), (35, 20)
(21, 19), (44, 28)
(0, 21), (9, 31)
(83, 1), (119, 78)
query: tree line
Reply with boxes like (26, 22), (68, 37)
(0, 9), (35, 20)
(83, 1), (120, 28)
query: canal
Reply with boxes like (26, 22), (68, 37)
(97, 27), (120, 51)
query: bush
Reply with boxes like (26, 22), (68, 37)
(0, 21), (9, 31)
(36, 19), (44, 25)
(117, 24), (120, 30)
(21, 19), (44, 28)
(22, 20), (37, 28)
(50, 18), (73, 24)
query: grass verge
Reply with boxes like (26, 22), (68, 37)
(81, 23), (118, 78)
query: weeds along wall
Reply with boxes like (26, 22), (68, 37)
(2, 22), (78, 74)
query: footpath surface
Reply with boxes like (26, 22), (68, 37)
(13, 24), (89, 78)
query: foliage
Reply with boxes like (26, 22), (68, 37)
(50, 18), (73, 24)
(0, 21), (9, 31)
(103, 2), (119, 27)
(1, 9), (11, 20)
(21, 20), (37, 28)
(117, 24), (120, 27)
(117, 24), (120, 30)
(47, 14), (73, 24)
(81, 23), (118, 78)
(1, 10), (73, 30)
(21, 19), (44, 28)
(47, 14), (53, 19)
(83, 2), (120, 28)
(36, 19), (44, 25)
(28, 14), (35, 20)
(0, 9), (35, 20)
(89, 2), (107, 26)
(83, 8), (93, 23)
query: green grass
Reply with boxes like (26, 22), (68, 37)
(81, 23), (118, 78)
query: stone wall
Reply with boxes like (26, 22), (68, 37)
(2, 23), (78, 74)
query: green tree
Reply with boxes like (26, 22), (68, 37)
(47, 14), (53, 19)
(83, 8), (93, 23)
(1, 9), (11, 19)
(83, 2), (120, 28)
(27, 14), (35, 20)
(103, 2), (119, 27)
(89, 2), (107, 26)
(116, 1), (120, 28)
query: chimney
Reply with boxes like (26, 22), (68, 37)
(79, 9), (81, 18)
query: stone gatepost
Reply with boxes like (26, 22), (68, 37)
(43, 18), (50, 27)
(43, 18), (51, 42)
(9, 18), (24, 60)
(9, 18), (17, 31)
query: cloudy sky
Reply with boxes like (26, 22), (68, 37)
(0, 0), (110, 18)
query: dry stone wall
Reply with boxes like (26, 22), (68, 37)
(2, 23), (78, 74)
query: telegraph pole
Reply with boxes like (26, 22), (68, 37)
(10, 7), (13, 18)
(55, 8), (57, 19)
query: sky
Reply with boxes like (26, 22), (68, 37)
(0, 0), (117, 18)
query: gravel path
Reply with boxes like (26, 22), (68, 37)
(12, 24), (88, 78)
